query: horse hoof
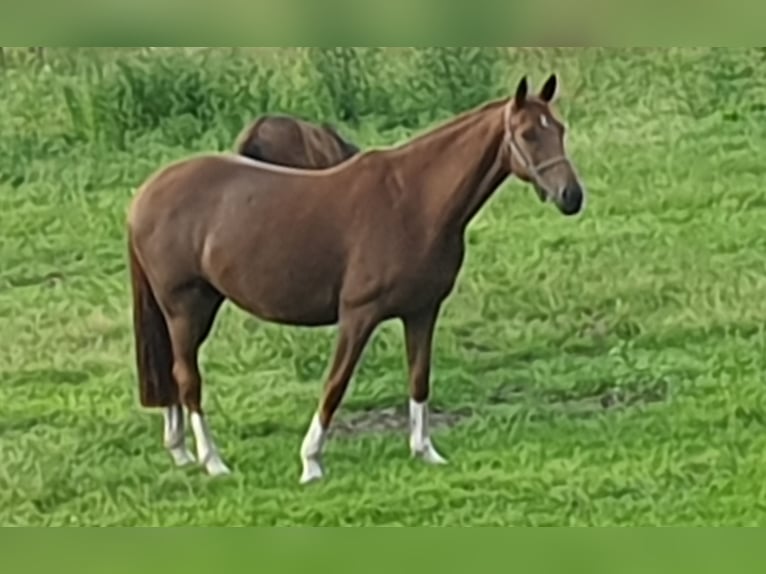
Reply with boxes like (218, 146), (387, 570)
(412, 443), (448, 465)
(300, 459), (324, 484)
(169, 447), (196, 467)
(422, 450), (448, 465)
(204, 457), (232, 477)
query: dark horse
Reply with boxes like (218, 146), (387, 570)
(234, 114), (360, 168)
(127, 74), (585, 483)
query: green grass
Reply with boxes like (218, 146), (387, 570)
(3, 48), (766, 526)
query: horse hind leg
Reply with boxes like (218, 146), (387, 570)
(161, 283), (229, 476)
(163, 403), (195, 466)
(129, 241), (196, 468)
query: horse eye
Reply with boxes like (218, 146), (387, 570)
(521, 129), (536, 142)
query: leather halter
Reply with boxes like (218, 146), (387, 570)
(502, 99), (570, 200)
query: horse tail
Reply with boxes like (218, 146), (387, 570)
(128, 235), (177, 408)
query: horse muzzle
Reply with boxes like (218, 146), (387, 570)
(557, 182), (584, 216)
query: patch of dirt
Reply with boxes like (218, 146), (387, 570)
(323, 378), (669, 437)
(330, 404), (473, 437)
(0, 271), (64, 291)
(488, 377), (669, 417)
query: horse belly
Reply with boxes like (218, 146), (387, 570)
(205, 235), (343, 327)
(243, 267), (341, 326)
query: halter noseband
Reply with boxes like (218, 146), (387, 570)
(502, 100), (570, 200)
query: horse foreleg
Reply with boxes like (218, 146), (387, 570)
(404, 305), (447, 465)
(299, 308), (377, 484)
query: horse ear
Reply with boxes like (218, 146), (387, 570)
(514, 76), (528, 108)
(539, 73), (558, 102)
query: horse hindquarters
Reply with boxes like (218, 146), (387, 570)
(129, 232), (231, 475)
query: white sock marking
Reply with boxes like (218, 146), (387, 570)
(409, 399), (447, 465)
(299, 412), (327, 484)
(163, 405), (195, 466)
(189, 411), (231, 476)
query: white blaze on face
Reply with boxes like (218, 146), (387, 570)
(539, 114), (550, 129)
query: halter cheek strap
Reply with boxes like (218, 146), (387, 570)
(502, 100), (570, 199)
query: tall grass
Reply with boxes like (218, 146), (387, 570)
(2, 47), (766, 183)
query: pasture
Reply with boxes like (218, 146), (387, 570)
(2, 48), (766, 526)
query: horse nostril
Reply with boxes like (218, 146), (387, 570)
(563, 184), (582, 204)
(561, 183), (583, 214)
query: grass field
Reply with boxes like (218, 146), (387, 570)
(3, 48), (766, 526)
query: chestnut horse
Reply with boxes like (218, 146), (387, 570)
(234, 114), (360, 168)
(127, 74), (585, 483)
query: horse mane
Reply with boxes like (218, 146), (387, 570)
(390, 97), (509, 152)
(226, 99), (509, 177)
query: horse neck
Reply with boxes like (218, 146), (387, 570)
(392, 99), (511, 236)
